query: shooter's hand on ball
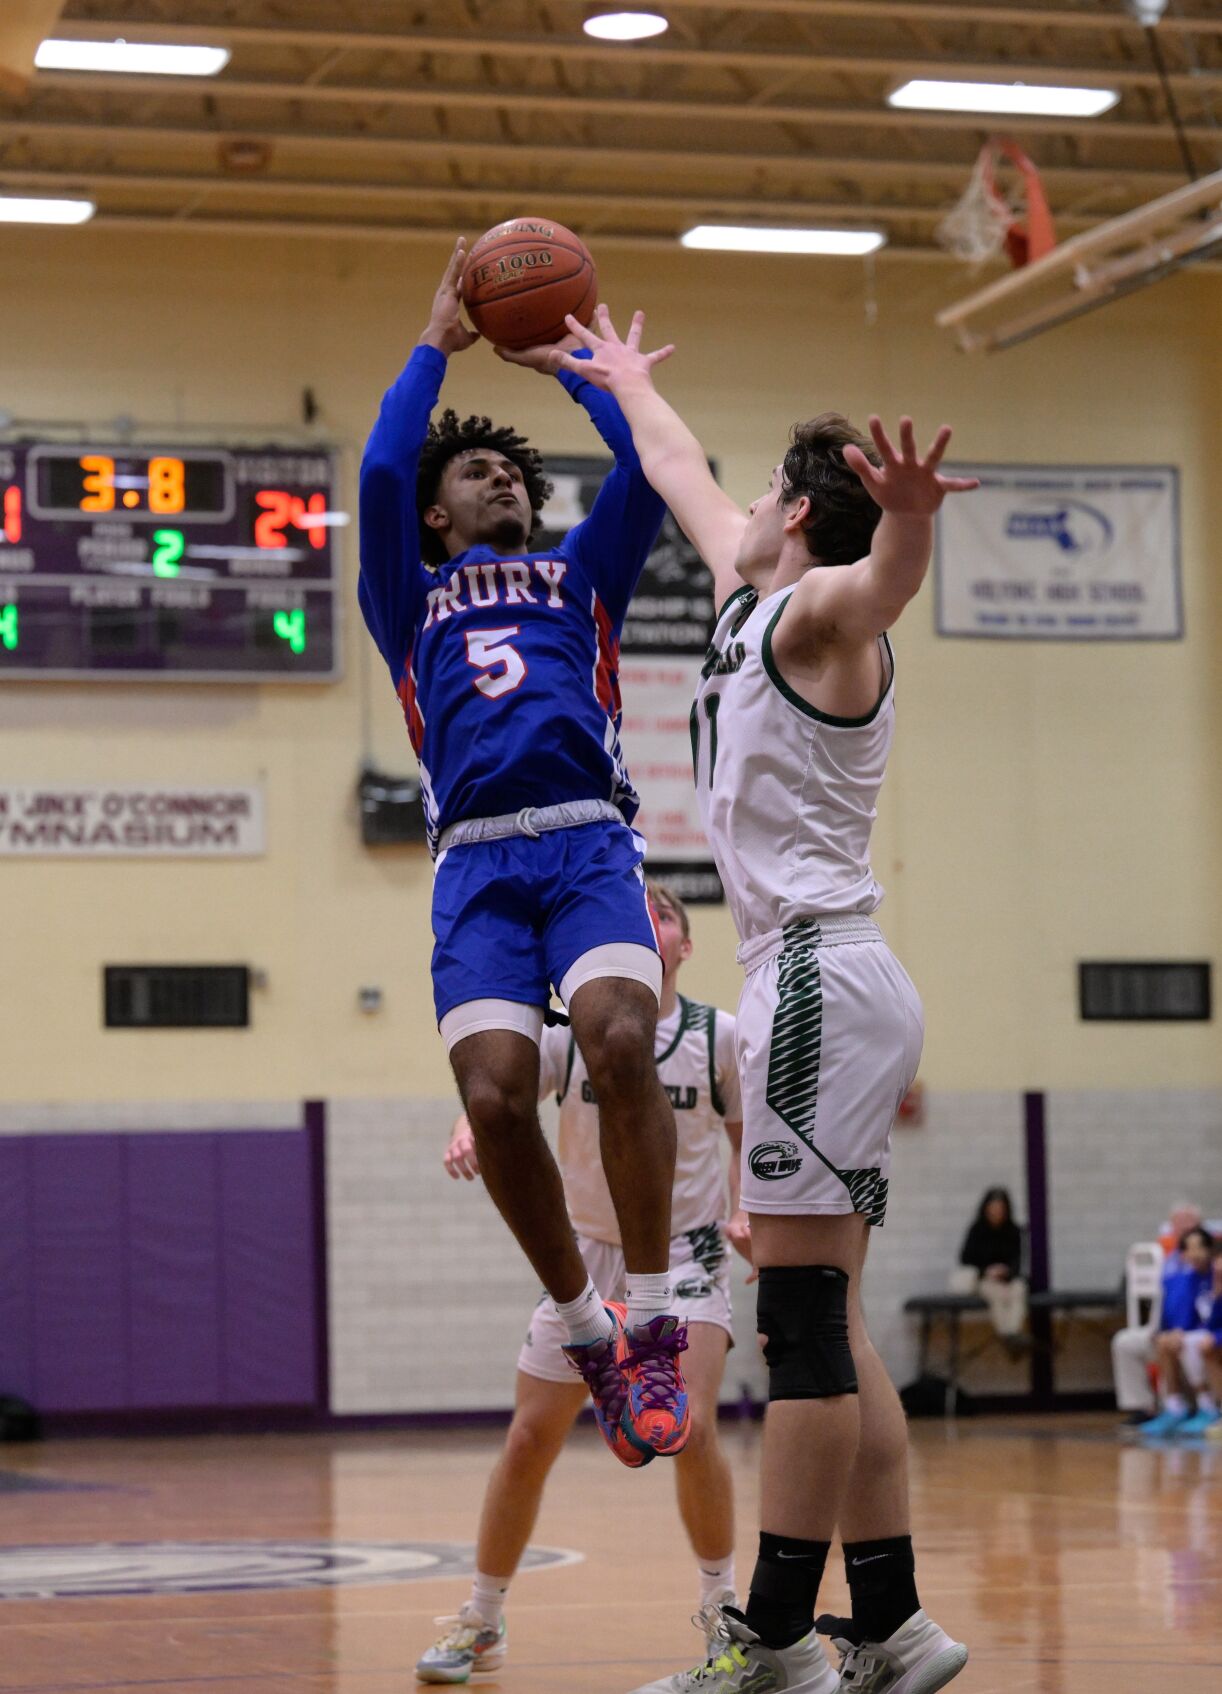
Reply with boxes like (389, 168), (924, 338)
(493, 329), (584, 374)
(546, 304), (674, 389)
(419, 238), (481, 357)
(842, 416), (979, 516)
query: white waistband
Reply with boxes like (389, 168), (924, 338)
(736, 913), (883, 973)
(437, 798), (624, 854)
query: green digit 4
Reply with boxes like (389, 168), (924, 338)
(273, 608), (306, 654)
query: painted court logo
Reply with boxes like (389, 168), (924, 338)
(748, 1141), (803, 1181)
(0, 1540), (580, 1601)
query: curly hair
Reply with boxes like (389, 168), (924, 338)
(416, 408), (553, 567)
(781, 413), (882, 568)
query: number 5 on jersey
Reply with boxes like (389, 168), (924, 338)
(466, 626), (526, 699)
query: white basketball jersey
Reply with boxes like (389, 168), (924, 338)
(538, 997), (741, 1245)
(692, 583), (895, 942)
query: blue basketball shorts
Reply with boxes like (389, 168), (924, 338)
(430, 819), (662, 1029)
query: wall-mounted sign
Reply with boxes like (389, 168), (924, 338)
(935, 464), (1181, 640)
(0, 784), (265, 855)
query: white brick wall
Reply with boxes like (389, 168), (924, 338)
(1047, 1089), (1222, 1287)
(862, 1091), (1026, 1385)
(325, 1087), (1222, 1413)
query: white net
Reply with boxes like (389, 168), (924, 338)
(936, 148), (1016, 265)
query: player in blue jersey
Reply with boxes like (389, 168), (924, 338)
(358, 241), (691, 1462)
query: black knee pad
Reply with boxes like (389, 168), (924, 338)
(757, 1265), (857, 1401)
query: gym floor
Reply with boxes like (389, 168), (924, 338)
(1, 1415), (1218, 1694)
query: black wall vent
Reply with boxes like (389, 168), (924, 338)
(104, 965), (250, 1029)
(1079, 961), (1211, 1023)
(358, 765), (428, 845)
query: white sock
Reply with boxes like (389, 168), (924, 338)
(555, 1278), (615, 1347)
(1197, 1394), (1218, 1415)
(625, 1271), (673, 1330)
(1164, 1394), (1188, 1415)
(697, 1555), (737, 1608)
(469, 1570), (511, 1627)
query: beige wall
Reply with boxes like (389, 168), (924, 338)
(1, 229), (1218, 1101)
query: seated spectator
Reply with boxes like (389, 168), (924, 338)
(1157, 1202), (1203, 1265)
(949, 1186), (1027, 1343)
(1139, 1227), (1216, 1437)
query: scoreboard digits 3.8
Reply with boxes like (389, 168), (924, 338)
(0, 443), (341, 680)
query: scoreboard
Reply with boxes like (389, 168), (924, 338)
(0, 442), (340, 681)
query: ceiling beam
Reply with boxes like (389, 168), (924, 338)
(2, 160), (1114, 229)
(0, 115), (1187, 196)
(47, 17), (1218, 91)
(25, 72), (1222, 152)
(631, 0), (1222, 33)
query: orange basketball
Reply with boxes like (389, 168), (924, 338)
(461, 216), (597, 352)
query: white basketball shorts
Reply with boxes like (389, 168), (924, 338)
(517, 1223), (734, 1385)
(735, 915), (924, 1227)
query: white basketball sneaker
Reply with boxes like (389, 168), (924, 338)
(820, 1610), (967, 1693)
(695, 1589), (738, 1660)
(628, 1604), (839, 1693)
(415, 1602), (507, 1683)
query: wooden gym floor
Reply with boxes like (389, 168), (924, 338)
(1, 1415), (1218, 1694)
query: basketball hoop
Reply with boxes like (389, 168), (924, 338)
(936, 138), (1057, 270)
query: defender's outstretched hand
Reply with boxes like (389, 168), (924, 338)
(513, 304), (674, 389)
(419, 238), (481, 357)
(843, 417), (979, 515)
(493, 329), (584, 374)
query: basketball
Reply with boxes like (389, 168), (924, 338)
(461, 216), (597, 351)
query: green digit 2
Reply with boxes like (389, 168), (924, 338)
(151, 528), (185, 577)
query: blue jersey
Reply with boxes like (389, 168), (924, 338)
(1160, 1266), (1212, 1332)
(358, 345), (666, 852)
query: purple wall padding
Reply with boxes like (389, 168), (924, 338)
(0, 1123), (318, 1416)
(0, 1139), (34, 1399)
(31, 1136), (129, 1411)
(219, 1132), (317, 1406)
(127, 1135), (224, 1407)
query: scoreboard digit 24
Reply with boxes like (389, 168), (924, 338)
(0, 443), (341, 681)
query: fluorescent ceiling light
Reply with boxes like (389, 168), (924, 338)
(583, 11), (669, 41)
(681, 225), (887, 256)
(889, 78), (1118, 117)
(35, 39), (231, 77)
(0, 195), (96, 225)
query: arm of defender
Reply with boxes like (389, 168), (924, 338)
(551, 349), (669, 620)
(551, 307), (751, 611)
(783, 415), (979, 645)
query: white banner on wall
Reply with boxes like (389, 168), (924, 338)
(935, 464), (1181, 640)
(618, 656), (723, 898)
(0, 784), (265, 856)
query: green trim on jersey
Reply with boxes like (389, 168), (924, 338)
(763, 919), (889, 1226)
(716, 582), (756, 622)
(761, 592), (896, 728)
(704, 1003), (726, 1118)
(656, 996), (692, 1066)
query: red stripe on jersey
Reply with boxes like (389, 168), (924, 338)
(397, 652), (425, 754)
(592, 593), (622, 719)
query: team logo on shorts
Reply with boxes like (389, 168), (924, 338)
(673, 1276), (713, 1300)
(748, 1140), (803, 1181)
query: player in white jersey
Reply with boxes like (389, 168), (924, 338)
(545, 308), (978, 1694)
(416, 882), (748, 1685)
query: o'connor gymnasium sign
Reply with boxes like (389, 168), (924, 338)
(0, 784), (265, 856)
